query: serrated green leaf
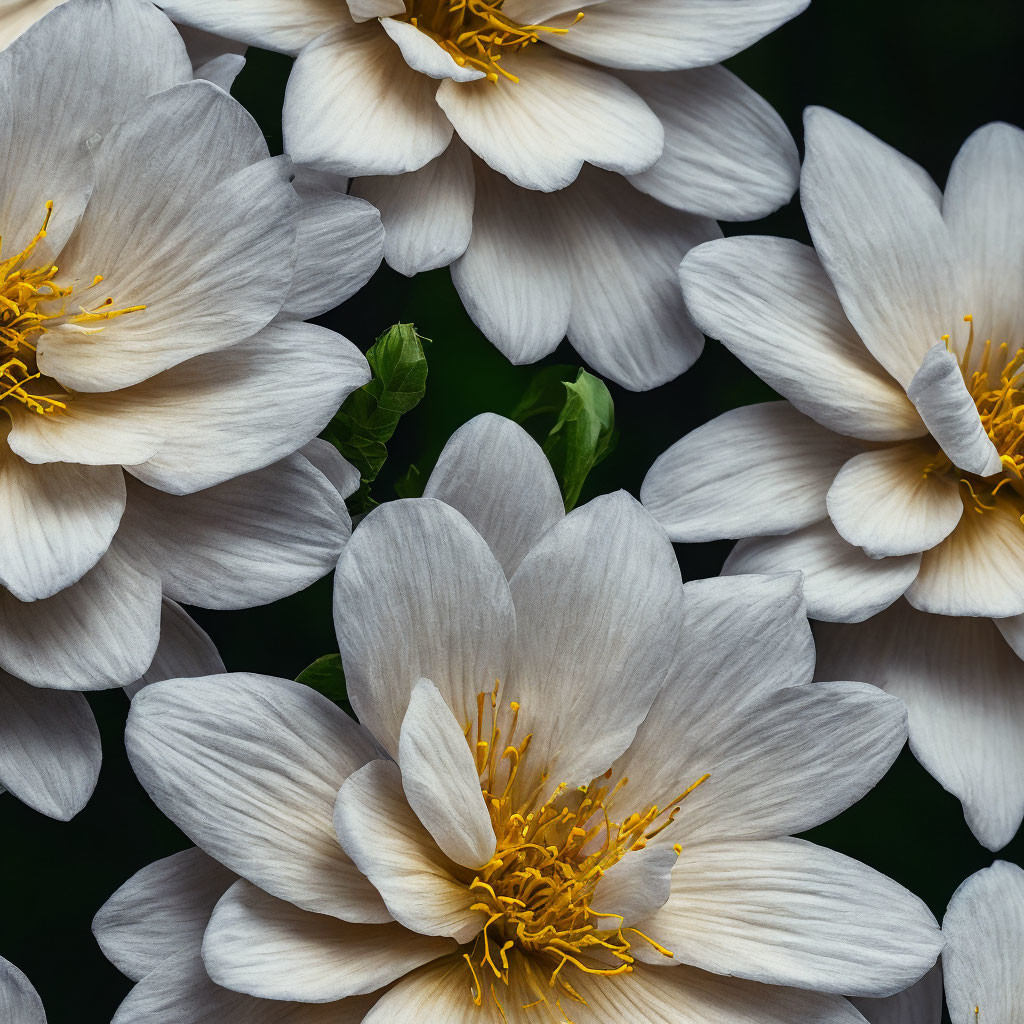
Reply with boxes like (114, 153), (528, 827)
(542, 369), (617, 511)
(295, 653), (350, 708)
(322, 323), (428, 514)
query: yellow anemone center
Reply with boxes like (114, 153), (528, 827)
(459, 687), (706, 1021)
(401, 0), (583, 83)
(0, 202), (145, 419)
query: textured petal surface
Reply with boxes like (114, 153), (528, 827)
(851, 964), (943, 1024)
(0, 672), (100, 820)
(0, 956), (45, 1024)
(723, 520), (920, 623)
(423, 413), (564, 576)
(942, 862), (1024, 1024)
(826, 443), (963, 558)
(93, 847), (236, 982)
(126, 673), (388, 922)
(626, 64), (799, 220)
(334, 498), (515, 756)
(679, 236), (923, 439)
(801, 107), (957, 388)
(816, 601), (1024, 851)
(203, 880), (453, 1002)
(642, 403), (862, 542)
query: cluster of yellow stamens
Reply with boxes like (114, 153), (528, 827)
(0, 202), (145, 418)
(403, 0), (583, 82)
(926, 315), (1024, 519)
(458, 685), (706, 1021)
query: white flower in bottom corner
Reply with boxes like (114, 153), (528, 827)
(0, 956), (46, 1022)
(850, 861), (1024, 1024)
(98, 415), (940, 1023)
(156, 0), (805, 390)
(0, 0), (382, 821)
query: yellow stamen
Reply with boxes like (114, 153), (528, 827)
(401, 0), (583, 83)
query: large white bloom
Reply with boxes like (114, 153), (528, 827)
(98, 413), (940, 1023)
(0, 956), (46, 1022)
(642, 111), (1024, 849)
(0, 0), (382, 820)
(850, 861), (1024, 1024)
(158, 0), (804, 390)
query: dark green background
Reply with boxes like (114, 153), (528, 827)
(5, 1), (1023, 1019)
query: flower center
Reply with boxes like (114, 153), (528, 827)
(459, 687), (706, 1020)
(402, 0), (582, 83)
(0, 202), (145, 418)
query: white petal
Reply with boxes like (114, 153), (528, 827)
(906, 498), (1024, 617)
(353, 141), (475, 277)
(0, 956), (45, 1024)
(574, 963), (869, 1024)
(0, 448), (125, 601)
(816, 602), (1024, 851)
(0, 0), (62, 49)
(0, 672), (100, 820)
(436, 48), (663, 191)
(679, 236), (923, 439)
(639, 837), (941, 996)
(943, 123), (1024, 347)
(642, 403), (862, 542)
(0, 541), (161, 690)
(45, 147), (295, 388)
(543, 0), (809, 70)
(625, 64), (799, 221)
(0, 0), (190, 255)
(203, 880), (453, 1002)
(176, 24), (247, 73)
(507, 492), (684, 789)
(398, 680), (495, 868)
(942, 862), (1024, 1024)
(347, 0), (405, 22)
(906, 344), (1001, 476)
(360, 958), (505, 1024)
(122, 320), (370, 493)
(590, 846), (677, 927)
(93, 847), (236, 983)
(300, 439), (361, 499)
(380, 18), (484, 81)
(554, 167), (719, 391)
(125, 673), (388, 922)
(451, 163), (570, 364)
(724, 519), (920, 623)
(125, 600), (225, 701)
(826, 443), (963, 557)
(284, 22), (452, 177)
(119, 455), (350, 611)
(333, 498), (516, 756)
(851, 964), (944, 1024)
(335, 760), (482, 943)
(801, 107), (958, 388)
(111, 949), (375, 1024)
(158, 0), (337, 55)
(422, 413), (563, 576)
(281, 180), (384, 319)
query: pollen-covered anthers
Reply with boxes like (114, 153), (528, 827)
(460, 686), (706, 1020)
(406, 0), (583, 83)
(0, 201), (146, 414)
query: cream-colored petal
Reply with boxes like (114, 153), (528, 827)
(334, 760), (483, 943)
(851, 964), (944, 1024)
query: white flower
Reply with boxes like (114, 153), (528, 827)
(641, 110), (1024, 850)
(851, 862), (1024, 1024)
(0, 955), (46, 1023)
(99, 413), (940, 1023)
(159, 0), (804, 390)
(0, 0), (382, 820)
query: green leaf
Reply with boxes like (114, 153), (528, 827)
(393, 463), (425, 499)
(541, 369), (617, 511)
(510, 364), (578, 425)
(295, 653), (349, 707)
(322, 323), (429, 514)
